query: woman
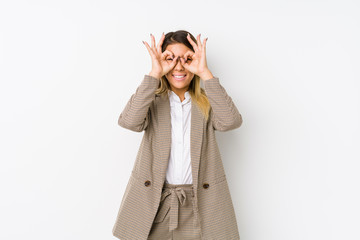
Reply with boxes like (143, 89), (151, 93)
(112, 30), (243, 240)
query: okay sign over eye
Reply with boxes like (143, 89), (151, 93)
(179, 33), (211, 78)
(143, 33), (180, 79)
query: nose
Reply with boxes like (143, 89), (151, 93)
(174, 57), (185, 70)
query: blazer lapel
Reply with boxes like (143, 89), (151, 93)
(190, 100), (204, 191)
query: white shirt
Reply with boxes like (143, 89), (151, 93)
(165, 90), (192, 184)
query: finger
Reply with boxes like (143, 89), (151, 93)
(203, 37), (207, 51)
(173, 56), (180, 65)
(143, 40), (156, 58)
(180, 57), (186, 66)
(150, 33), (156, 50)
(186, 33), (199, 52)
(183, 51), (194, 61)
(169, 56), (179, 69)
(180, 57), (190, 71)
(197, 34), (203, 49)
(161, 50), (174, 60)
(156, 32), (165, 54)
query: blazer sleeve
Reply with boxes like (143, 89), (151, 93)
(203, 76), (243, 132)
(118, 74), (159, 132)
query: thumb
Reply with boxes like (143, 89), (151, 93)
(170, 56), (179, 68)
(180, 57), (189, 70)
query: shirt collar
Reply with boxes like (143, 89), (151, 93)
(168, 90), (191, 105)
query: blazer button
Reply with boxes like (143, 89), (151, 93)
(203, 183), (209, 189)
(144, 180), (151, 187)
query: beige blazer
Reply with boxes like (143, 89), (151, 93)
(112, 74), (243, 240)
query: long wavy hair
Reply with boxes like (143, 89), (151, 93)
(155, 30), (211, 121)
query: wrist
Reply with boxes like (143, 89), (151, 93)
(199, 69), (214, 81)
(148, 71), (162, 80)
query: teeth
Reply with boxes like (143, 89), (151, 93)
(174, 75), (185, 78)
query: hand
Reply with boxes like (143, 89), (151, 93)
(143, 33), (180, 79)
(180, 33), (213, 80)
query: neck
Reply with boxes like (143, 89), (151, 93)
(170, 88), (189, 102)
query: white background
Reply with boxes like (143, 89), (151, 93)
(1, 0), (359, 239)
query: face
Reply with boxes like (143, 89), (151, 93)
(164, 43), (195, 94)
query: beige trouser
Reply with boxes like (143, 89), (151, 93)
(148, 182), (202, 240)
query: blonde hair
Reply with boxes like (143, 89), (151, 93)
(155, 30), (211, 121)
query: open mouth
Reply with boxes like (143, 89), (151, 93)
(173, 74), (186, 81)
